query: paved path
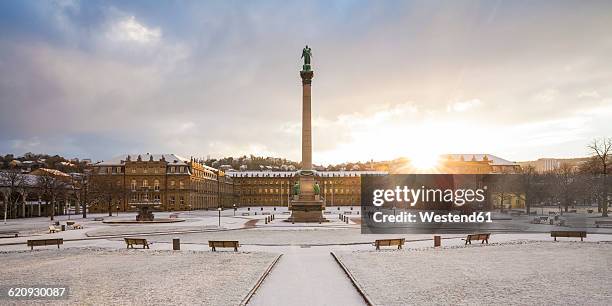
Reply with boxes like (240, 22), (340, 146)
(248, 246), (366, 306)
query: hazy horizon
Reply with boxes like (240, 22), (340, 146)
(1, 1), (611, 164)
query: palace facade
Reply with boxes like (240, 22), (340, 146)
(89, 154), (234, 213)
(227, 171), (386, 207)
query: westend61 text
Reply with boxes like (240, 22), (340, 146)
(372, 211), (493, 224)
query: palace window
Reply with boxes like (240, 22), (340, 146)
(131, 180), (136, 191)
(179, 196), (185, 205)
(179, 182), (184, 189)
(143, 168), (147, 174)
(154, 180), (160, 191)
(169, 196), (175, 205)
(142, 180), (148, 187)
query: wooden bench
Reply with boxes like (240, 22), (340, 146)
(209, 240), (239, 252)
(0, 231), (18, 238)
(27, 238), (63, 250)
(551, 231), (586, 241)
(124, 238), (150, 249)
(374, 238), (405, 250)
(463, 233), (491, 245)
(48, 225), (60, 233)
(595, 220), (612, 228)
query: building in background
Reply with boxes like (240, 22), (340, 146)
(228, 171), (385, 207)
(517, 157), (590, 173)
(89, 154), (233, 213)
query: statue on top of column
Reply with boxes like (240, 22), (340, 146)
(301, 45), (312, 71)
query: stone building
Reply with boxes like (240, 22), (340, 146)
(439, 154), (521, 174)
(227, 171), (386, 207)
(89, 154), (233, 213)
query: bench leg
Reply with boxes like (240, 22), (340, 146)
(376, 245), (380, 250)
(31, 246), (33, 250)
(397, 245), (402, 250)
(212, 247), (216, 252)
(580, 237), (583, 242)
(57, 244), (60, 249)
(234, 246), (238, 252)
(553, 236), (557, 241)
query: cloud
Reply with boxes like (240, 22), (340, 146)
(1, 1), (612, 163)
(106, 15), (161, 44)
(446, 99), (482, 112)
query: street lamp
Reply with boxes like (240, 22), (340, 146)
(218, 207), (222, 227)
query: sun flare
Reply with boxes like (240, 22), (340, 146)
(409, 153), (441, 170)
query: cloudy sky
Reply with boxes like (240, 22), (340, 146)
(1, 0), (611, 164)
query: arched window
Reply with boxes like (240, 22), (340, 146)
(154, 180), (160, 191)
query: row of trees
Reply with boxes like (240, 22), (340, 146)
(0, 169), (127, 221)
(494, 138), (611, 217)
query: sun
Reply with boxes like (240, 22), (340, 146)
(409, 153), (441, 171)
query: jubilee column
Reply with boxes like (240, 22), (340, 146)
(287, 45), (327, 223)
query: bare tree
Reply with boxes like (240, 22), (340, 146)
(72, 172), (92, 218)
(552, 163), (578, 213)
(36, 171), (67, 221)
(588, 137), (612, 217)
(0, 168), (25, 222)
(90, 179), (125, 217)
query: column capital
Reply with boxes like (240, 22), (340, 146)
(300, 70), (314, 85)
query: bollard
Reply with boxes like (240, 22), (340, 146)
(434, 235), (441, 247)
(274, 207), (277, 211)
(345, 217), (349, 224)
(61, 224), (66, 231)
(173, 238), (180, 250)
(265, 217), (268, 224)
(248, 207), (250, 211)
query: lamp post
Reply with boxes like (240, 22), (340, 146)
(218, 207), (222, 227)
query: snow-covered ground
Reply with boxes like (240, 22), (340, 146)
(0, 248), (278, 306)
(336, 241), (612, 305)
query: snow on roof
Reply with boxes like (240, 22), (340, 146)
(0, 172), (39, 187)
(36, 168), (70, 177)
(442, 154), (517, 166)
(96, 154), (191, 166)
(225, 170), (387, 178)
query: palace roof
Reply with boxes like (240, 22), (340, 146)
(442, 154), (517, 166)
(225, 170), (387, 178)
(95, 154), (191, 166)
